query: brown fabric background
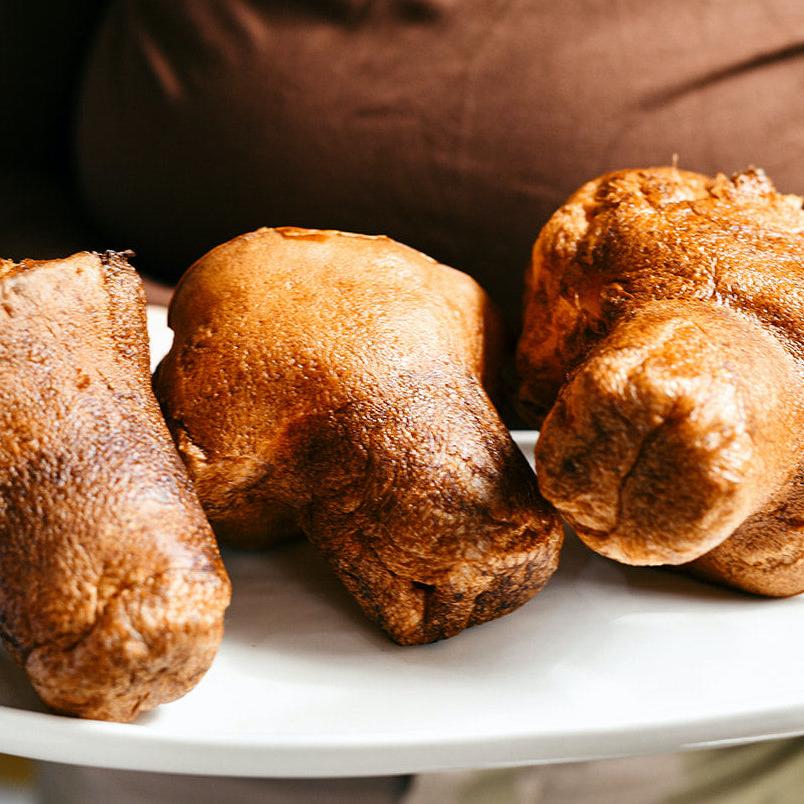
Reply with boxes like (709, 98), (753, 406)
(75, 0), (804, 326)
(0, 1), (104, 169)
(0, 1), (106, 259)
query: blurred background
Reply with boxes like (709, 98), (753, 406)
(6, 1), (804, 326)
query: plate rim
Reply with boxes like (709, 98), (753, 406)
(0, 695), (802, 777)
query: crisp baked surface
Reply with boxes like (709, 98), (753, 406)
(517, 167), (804, 595)
(0, 252), (231, 721)
(155, 227), (563, 645)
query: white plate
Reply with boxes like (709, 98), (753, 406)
(0, 306), (801, 778)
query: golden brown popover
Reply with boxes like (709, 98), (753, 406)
(0, 251), (231, 721)
(518, 167), (803, 596)
(155, 228), (563, 644)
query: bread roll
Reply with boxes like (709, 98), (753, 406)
(0, 251), (231, 721)
(155, 227), (562, 644)
(518, 168), (804, 596)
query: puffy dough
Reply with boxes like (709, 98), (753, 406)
(0, 252), (231, 721)
(517, 167), (804, 596)
(155, 227), (563, 644)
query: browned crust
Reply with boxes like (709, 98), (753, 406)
(0, 251), (231, 721)
(155, 227), (562, 644)
(517, 167), (804, 595)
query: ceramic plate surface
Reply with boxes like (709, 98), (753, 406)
(0, 306), (800, 777)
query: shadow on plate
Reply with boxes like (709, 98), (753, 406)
(561, 528), (774, 604)
(0, 653), (45, 713)
(219, 540), (388, 651)
(218, 522), (772, 664)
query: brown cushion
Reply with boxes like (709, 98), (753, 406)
(0, 1), (107, 260)
(0, 1), (105, 169)
(76, 0), (804, 326)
